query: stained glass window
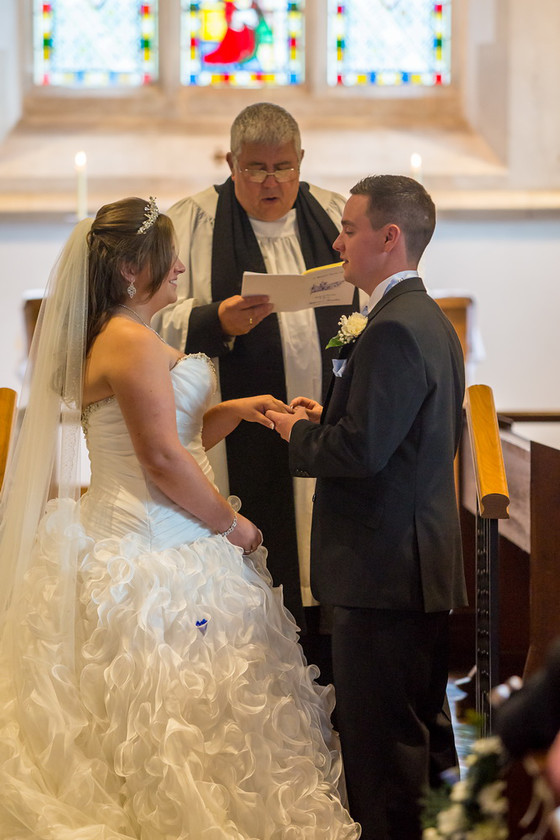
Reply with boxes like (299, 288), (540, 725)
(328, 0), (451, 87)
(33, 1), (158, 87)
(181, 1), (304, 87)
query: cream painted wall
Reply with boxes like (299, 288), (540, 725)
(0, 221), (71, 389)
(1, 214), (558, 413)
(426, 214), (560, 411)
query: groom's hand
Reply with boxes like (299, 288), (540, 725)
(266, 406), (309, 441)
(290, 396), (323, 423)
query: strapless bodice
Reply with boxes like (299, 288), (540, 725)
(80, 354), (218, 549)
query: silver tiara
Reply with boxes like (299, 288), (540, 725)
(136, 196), (159, 235)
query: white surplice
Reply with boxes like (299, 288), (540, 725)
(154, 185), (346, 605)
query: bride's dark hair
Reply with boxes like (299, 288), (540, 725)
(86, 197), (175, 354)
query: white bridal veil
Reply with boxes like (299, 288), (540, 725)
(0, 218), (91, 654)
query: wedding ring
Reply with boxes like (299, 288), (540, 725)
(249, 317), (253, 326)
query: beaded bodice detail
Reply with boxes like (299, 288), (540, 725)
(81, 353), (216, 434)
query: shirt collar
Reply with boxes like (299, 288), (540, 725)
(367, 270), (420, 313)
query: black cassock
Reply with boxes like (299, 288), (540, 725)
(185, 177), (358, 627)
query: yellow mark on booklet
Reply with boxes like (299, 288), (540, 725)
(303, 262), (344, 274)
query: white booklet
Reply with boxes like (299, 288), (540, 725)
(241, 262), (354, 312)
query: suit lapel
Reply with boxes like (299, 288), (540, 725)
(321, 319), (363, 420)
(321, 340), (353, 420)
(366, 276), (426, 323)
(321, 277), (427, 420)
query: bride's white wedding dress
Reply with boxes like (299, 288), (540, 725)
(0, 353), (359, 840)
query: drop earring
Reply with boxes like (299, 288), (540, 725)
(127, 280), (136, 299)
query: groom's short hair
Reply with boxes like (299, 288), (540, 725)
(350, 174), (436, 264)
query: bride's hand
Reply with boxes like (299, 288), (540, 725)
(229, 395), (292, 430)
(226, 512), (263, 555)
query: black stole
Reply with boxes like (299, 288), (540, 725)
(209, 177), (357, 622)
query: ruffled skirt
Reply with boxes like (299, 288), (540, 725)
(0, 500), (360, 839)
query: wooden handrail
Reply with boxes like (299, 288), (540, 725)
(0, 388), (17, 492)
(465, 384), (510, 519)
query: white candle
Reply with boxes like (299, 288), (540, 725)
(74, 151), (88, 220)
(410, 152), (423, 184)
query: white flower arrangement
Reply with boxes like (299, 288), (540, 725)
(422, 736), (508, 840)
(326, 311), (368, 349)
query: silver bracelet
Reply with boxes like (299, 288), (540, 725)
(219, 513), (237, 537)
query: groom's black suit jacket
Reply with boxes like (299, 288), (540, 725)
(289, 276), (467, 613)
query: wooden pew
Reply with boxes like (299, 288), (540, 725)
(459, 413), (560, 680)
(497, 415), (560, 679)
(459, 405), (560, 839)
(495, 419), (560, 840)
(434, 295), (472, 497)
(434, 296), (471, 362)
(0, 388), (17, 492)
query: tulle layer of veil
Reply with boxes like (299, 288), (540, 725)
(0, 217), (91, 657)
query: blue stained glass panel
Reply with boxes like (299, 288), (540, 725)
(33, 0), (158, 88)
(327, 0), (451, 87)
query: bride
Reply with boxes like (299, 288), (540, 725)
(0, 196), (360, 839)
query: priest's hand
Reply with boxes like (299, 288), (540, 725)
(218, 294), (273, 336)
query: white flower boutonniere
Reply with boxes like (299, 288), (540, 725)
(326, 312), (368, 349)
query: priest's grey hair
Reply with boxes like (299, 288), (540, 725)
(230, 102), (302, 160)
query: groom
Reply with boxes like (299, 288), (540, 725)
(268, 175), (467, 839)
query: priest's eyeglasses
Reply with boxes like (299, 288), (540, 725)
(239, 167), (299, 183)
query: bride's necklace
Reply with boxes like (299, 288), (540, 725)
(116, 304), (165, 343)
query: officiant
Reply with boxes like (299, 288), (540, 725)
(152, 102), (358, 674)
